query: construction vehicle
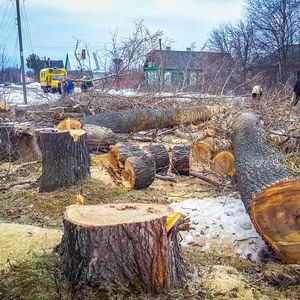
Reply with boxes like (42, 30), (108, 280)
(40, 67), (67, 94)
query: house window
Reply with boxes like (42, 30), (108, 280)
(190, 72), (197, 85)
(147, 71), (158, 84)
(164, 72), (171, 84)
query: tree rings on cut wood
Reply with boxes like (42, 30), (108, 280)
(36, 129), (90, 192)
(211, 150), (236, 176)
(124, 155), (156, 189)
(171, 146), (190, 176)
(58, 203), (188, 295)
(251, 180), (300, 263)
(191, 142), (212, 163)
(143, 144), (170, 174)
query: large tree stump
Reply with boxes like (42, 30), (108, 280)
(0, 125), (41, 162)
(171, 146), (190, 176)
(143, 144), (170, 174)
(58, 203), (189, 297)
(81, 106), (225, 133)
(231, 112), (300, 263)
(36, 130), (90, 192)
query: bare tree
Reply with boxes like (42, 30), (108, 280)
(246, 0), (300, 82)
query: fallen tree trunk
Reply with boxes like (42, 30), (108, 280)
(210, 150), (236, 176)
(0, 125), (41, 162)
(81, 106), (225, 133)
(36, 130), (90, 192)
(58, 203), (189, 297)
(231, 112), (300, 263)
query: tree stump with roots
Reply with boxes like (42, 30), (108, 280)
(36, 130), (90, 192)
(58, 203), (190, 297)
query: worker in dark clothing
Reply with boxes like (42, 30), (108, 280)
(291, 71), (300, 119)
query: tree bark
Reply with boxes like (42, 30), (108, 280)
(58, 203), (189, 297)
(231, 112), (300, 263)
(36, 130), (90, 192)
(81, 106), (222, 133)
(0, 126), (41, 162)
(171, 146), (191, 176)
(124, 155), (156, 189)
(143, 144), (170, 174)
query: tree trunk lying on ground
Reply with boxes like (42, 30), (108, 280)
(143, 144), (170, 174)
(171, 146), (190, 176)
(0, 125), (41, 162)
(210, 150), (236, 176)
(81, 106), (225, 133)
(58, 203), (189, 297)
(36, 130), (90, 192)
(231, 112), (300, 263)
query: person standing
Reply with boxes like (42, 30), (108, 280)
(291, 72), (300, 119)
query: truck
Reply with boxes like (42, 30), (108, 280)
(40, 67), (67, 94)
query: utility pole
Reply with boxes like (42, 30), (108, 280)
(16, 0), (27, 104)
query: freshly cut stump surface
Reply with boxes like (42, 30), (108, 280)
(58, 203), (188, 296)
(171, 146), (191, 176)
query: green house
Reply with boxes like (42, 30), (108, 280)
(144, 48), (232, 86)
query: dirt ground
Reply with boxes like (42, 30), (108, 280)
(0, 100), (300, 299)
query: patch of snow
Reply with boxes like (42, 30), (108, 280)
(169, 193), (267, 261)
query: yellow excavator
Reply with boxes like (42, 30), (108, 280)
(40, 67), (67, 94)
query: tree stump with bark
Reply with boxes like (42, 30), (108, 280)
(231, 112), (300, 263)
(143, 144), (170, 174)
(36, 129), (90, 192)
(171, 146), (190, 176)
(0, 125), (41, 162)
(58, 203), (189, 297)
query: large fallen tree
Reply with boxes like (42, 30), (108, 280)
(231, 112), (300, 263)
(81, 106), (226, 133)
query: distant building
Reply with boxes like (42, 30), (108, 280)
(143, 48), (233, 87)
(65, 50), (105, 79)
(43, 57), (64, 68)
(250, 44), (300, 84)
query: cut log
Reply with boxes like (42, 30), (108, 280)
(81, 106), (225, 133)
(143, 144), (170, 174)
(109, 142), (143, 171)
(171, 146), (190, 176)
(231, 112), (300, 263)
(36, 130), (90, 192)
(210, 150), (236, 176)
(58, 203), (189, 296)
(124, 155), (156, 189)
(192, 137), (232, 164)
(0, 125), (41, 162)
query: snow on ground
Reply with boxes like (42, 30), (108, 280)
(0, 83), (60, 105)
(170, 193), (267, 261)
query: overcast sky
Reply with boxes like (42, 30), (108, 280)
(0, 0), (245, 65)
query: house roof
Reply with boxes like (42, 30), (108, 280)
(43, 60), (64, 68)
(65, 51), (105, 72)
(145, 49), (232, 71)
(255, 44), (300, 66)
